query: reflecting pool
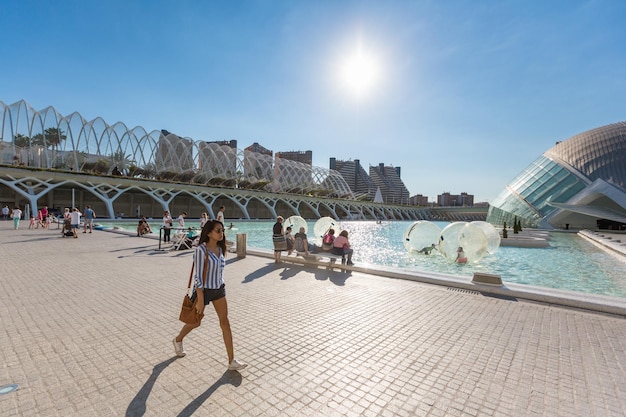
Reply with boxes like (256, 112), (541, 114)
(100, 220), (626, 298)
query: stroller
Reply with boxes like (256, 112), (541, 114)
(62, 217), (74, 237)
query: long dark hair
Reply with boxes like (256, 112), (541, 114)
(198, 220), (227, 256)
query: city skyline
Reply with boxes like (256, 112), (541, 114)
(0, 97), (464, 204)
(1, 1), (625, 202)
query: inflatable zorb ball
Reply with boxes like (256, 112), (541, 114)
(470, 221), (501, 254)
(438, 222), (468, 261)
(313, 217), (340, 246)
(457, 223), (488, 262)
(438, 222), (489, 263)
(403, 221), (441, 252)
(285, 215), (307, 235)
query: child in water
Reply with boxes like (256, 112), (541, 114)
(456, 246), (467, 263)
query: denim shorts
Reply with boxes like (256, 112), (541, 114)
(191, 284), (226, 305)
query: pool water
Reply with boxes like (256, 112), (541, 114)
(98, 220), (626, 298)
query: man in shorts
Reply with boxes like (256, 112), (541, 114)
(83, 205), (96, 233)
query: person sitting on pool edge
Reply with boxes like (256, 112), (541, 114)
(332, 230), (354, 265)
(137, 216), (152, 236)
(294, 227), (312, 255)
(321, 228), (335, 252)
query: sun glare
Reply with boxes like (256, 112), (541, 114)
(338, 46), (381, 99)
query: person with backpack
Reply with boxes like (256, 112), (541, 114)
(321, 228), (335, 252)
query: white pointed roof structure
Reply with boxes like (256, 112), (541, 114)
(373, 187), (384, 203)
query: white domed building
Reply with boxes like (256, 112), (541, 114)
(487, 122), (626, 230)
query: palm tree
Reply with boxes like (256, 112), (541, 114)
(13, 133), (31, 148)
(110, 150), (135, 173)
(43, 127), (67, 150)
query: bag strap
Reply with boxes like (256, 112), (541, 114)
(186, 263), (194, 289)
(202, 245), (209, 287)
(186, 244), (210, 289)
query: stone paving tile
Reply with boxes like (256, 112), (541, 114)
(0, 220), (625, 416)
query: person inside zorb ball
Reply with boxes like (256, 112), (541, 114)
(403, 221), (441, 253)
(438, 222), (489, 263)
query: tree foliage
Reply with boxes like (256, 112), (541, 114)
(13, 133), (31, 148)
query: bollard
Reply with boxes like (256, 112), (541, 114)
(157, 226), (164, 251)
(236, 233), (247, 258)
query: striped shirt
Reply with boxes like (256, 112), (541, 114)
(193, 244), (225, 289)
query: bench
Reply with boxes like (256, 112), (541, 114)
(283, 251), (346, 270)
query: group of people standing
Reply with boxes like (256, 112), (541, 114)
(272, 216), (355, 265)
(4, 204), (96, 236)
(160, 206), (226, 245)
(62, 206), (96, 238)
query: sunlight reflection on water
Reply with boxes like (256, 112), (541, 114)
(100, 219), (626, 298)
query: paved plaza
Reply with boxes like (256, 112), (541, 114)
(1, 220), (625, 416)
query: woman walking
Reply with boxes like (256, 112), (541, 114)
(173, 220), (247, 371)
(12, 206), (22, 229)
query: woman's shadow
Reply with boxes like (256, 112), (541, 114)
(175, 370), (242, 417)
(125, 357), (242, 417)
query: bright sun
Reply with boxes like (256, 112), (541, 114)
(338, 46), (380, 98)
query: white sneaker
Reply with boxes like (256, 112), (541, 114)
(172, 338), (186, 357)
(228, 359), (247, 370)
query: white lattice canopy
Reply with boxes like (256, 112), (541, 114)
(1, 99), (354, 198)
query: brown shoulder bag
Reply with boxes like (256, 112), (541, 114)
(179, 247), (209, 324)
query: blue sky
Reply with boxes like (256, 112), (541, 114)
(2, 0), (625, 203)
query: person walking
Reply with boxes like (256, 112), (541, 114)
(177, 211), (187, 231)
(216, 206), (225, 224)
(172, 220), (248, 371)
(83, 205), (96, 233)
(2, 205), (9, 221)
(200, 212), (209, 228)
(162, 210), (173, 243)
(11, 206), (22, 229)
(40, 206), (49, 229)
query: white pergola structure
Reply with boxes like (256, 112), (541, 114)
(0, 99), (354, 199)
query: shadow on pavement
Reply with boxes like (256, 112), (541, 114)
(241, 264), (277, 283)
(176, 370), (243, 417)
(125, 357), (179, 417)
